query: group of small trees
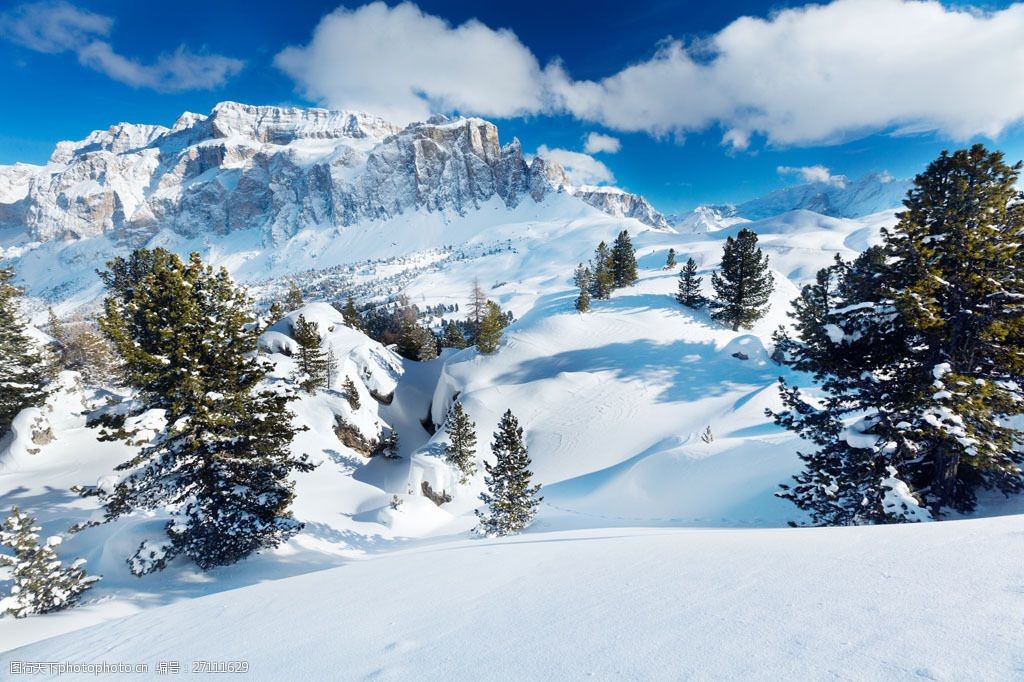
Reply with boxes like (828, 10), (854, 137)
(672, 229), (775, 331)
(439, 400), (541, 536)
(771, 145), (1024, 525)
(575, 230), (638, 312)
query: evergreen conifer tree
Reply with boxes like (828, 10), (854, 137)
(85, 249), (314, 574)
(343, 376), (361, 410)
(0, 269), (50, 435)
(397, 320), (439, 361)
(573, 263), (592, 312)
(467, 279), (488, 341)
(475, 301), (505, 354)
(665, 248), (677, 269)
(292, 314), (328, 392)
(341, 296), (362, 330)
(0, 507), (98, 618)
(676, 257), (706, 309)
(475, 409), (542, 536)
(284, 280), (304, 311)
(267, 301), (285, 325)
(590, 242), (614, 300)
(771, 145), (1024, 524)
(611, 230), (639, 287)
(710, 229), (774, 330)
(441, 320), (467, 349)
(442, 400), (478, 482)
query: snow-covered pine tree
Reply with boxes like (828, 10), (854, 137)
(442, 400), (478, 482)
(341, 296), (362, 330)
(87, 248), (314, 574)
(0, 507), (98, 618)
(590, 241), (614, 300)
(611, 230), (639, 288)
(710, 228), (774, 330)
(771, 145), (1024, 524)
(476, 409), (542, 537)
(397, 320), (439, 361)
(292, 314), (329, 392)
(675, 257), (706, 309)
(665, 248), (677, 269)
(441, 320), (467, 349)
(574, 263), (592, 313)
(475, 301), (505, 354)
(267, 301), (285, 325)
(284, 280), (304, 311)
(343, 375), (361, 410)
(0, 268), (50, 435)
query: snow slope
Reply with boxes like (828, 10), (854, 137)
(4, 516), (1022, 680)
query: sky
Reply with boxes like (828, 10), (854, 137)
(1, 0), (1023, 212)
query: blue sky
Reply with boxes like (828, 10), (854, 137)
(1, 0), (1023, 212)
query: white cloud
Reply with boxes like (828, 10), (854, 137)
(274, 2), (546, 125)
(583, 132), (621, 154)
(0, 1), (243, 91)
(279, 0), (1024, 149)
(537, 145), (615, 186)
(777, 165), (846, 187)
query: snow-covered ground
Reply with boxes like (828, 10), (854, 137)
(4, 516), (1022, 680)
(1, 194), (1021, 676)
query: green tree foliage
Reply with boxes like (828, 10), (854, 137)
(710, 228), (775, 330)
(441, 320), (467, 349)
(771, 145), (1024, 524)
(675, 257), (706, 309)
(292, 314), (329, 392)
(665, 248), (677, 269)
(341, 296), (362, 331)
(0, 269), (50, 434)
(0, 507), (98, 618)
(442, 400), (478, 482)
(573, 263), (592, 313)
(476, 409), (542, 536)
(284, 280), (304, 311)
(610, 230), (639, 288)
(397, 320), (439, 361)
(589, 241), (614, 300)
(343, 376), (361, 410)
(475, 301), (505, 354)
(86, 248), (314, 574)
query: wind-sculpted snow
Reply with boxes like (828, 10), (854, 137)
(0, 102), (667, 245)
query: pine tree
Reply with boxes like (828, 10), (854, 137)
(441, 320), (467, 349)
(0, 269), (50, 435)
(665, 248), (677, 269)
(341, 296), (362, 330)
(771, 145), (1024, 524)
(343, 376), (361, 410)
(292, 314), (328, 392)
(267, 301), (285, 325)
(610, 230), (639, 288)
(475, 301), (505, 354)
(85, 249), (314, 574)
(476, 409), (542, 536)
(573, 263), (592, 313)
(675, 257), (706, 309)
(0, 507), (98, 618)
(442, 400), (478, 482)
(590, 241), (614, 300)
(710, 229), (774, 330)
(397, 320), (439, 361)
(284, 280), (304, 311)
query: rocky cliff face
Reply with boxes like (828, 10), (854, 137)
(0, 102), (665, 244)
(570, 186), (669, 229)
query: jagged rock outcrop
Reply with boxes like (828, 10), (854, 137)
(0, 102), (668, 244)
(571, 186), (670, 229)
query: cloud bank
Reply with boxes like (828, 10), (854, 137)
(0, 1), (243, 91)
(278, 0), (1024, 149)
(537, 145), (615, 186)
(777, 165), (846, 187)
(583, 132), (621, 154)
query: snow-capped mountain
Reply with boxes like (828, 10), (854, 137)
(0, 102), (667, 245)
(672, 204), (746, 233)
(571, 185), (669, 229)
(734, 171), (911, 220)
